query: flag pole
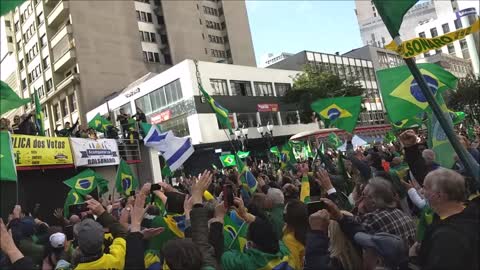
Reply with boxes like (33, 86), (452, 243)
(401, 47), (479, 185)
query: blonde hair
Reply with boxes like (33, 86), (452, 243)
(328, 220), (363, 270)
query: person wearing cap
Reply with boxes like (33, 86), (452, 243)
(410, 168), (479, 270)
(42, 232), (68, 270)
(72, 198), (127, 270)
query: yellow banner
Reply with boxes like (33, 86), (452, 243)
(386, 19), (480, 58)
(11, 135), (73, 166)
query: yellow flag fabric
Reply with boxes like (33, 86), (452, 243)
(386, 19), (480, 58)
(300, 174), (310, 203)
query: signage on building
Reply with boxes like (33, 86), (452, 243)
(151, 110), (172, 124)
(11, 135), (73, 166)
(70, 138), (120, 167)
(124, 88), (141, 98)
(257, 103), (279, 112)
(456, 8), (477, 19)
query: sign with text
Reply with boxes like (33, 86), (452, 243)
(70, 138), (120, 167)
(150, 110), (172, 124)
(257, 103), (279, 112)
(11, 135), (73, 166)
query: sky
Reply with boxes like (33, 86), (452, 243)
(245, 0), (364, 66)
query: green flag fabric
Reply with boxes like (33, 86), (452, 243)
(311, 96), (362, 133)
(63, 189), (85, 218)
(450, 111), (465, 125)
(327, 133), (342, 148)
(0, 131), (17, 182)
(0, 80), (30, 116)
(300, 174), (310, 203)
(224, 212), (248, 251)
(33, 90), (44, 136)
(162, 163), (172, 178)
(427, 95), (455, 168)
(220, 154), (236, 167)
(237, 151), (250, 159)
(377, 63), (458, 124)
(372, 0), (419, 37)
(97, 177), (109, 197)
(280, 142), (296, 169)
(63, 169), (99, 196)
(0, 0), (24, 16)
(235, 154), (257, 193)
(384, 131), (396, 144)
(115, 159), (138, 196)
(199, 84), (233, 134)
(88, 113), (112, 132)
(467, 125), (475, 141)
(270, 146), (281, 158)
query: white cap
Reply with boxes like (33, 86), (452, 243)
(49, 232), (66, 248)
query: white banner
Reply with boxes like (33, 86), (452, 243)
(70, 138), (120, 167)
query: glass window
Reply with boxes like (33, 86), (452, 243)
(46, 79), (53, 92)
(69, 94), (77, 111)
(454, 19), (462, 29)
(210, 79), (228, 95)
(147, 13), (153, 22)
(135, 95), (152, 114)
(280, 111), (299, 125)
(418, 32), (426, 38)
(60, 99), (68, 116)
(165, 84), (173, 104)
(259, 112), (279, 126)
(136, 11), (140, 20)
(447, 44), (455, 54)
(430, 28), (438, 37)
(274, 83), (291, 97)
(254, 82), (274, 96)
(230, 80), (253, 96)
(148, 52), (154, 62)
(42, 55), (49, 69)
(21, 79), (27, 89)
(40, 34), (47, 47)
(153, 53), (160, 62)
(38, 85), (44, 97)
(460, 39), (468, 50)
(54, 104), (61, 120)
(236, 113), (257, 128)
(442, 23), (450, 34)
(37, 12), (44, 25)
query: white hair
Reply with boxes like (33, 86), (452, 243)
(267, 188), (284, 205)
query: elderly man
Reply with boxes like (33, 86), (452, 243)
(410, 168), (479, 270)
(357, 177), (417, 247)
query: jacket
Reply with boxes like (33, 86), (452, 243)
(403, 144), (428, 185)
(268, 204), (285, 241)
(415, 203), (479, 270)
(11, 257), (35, 270)
(304, 230), (332, 270)
(16, 115), (36, 135)
(190, 205), (220, 270)
(124, 232), (145, 270)
(75, 212), (127, 270)
(17, 239), (44, 268)
(221, 241), (296, 270)
(283, 229), (305, 269)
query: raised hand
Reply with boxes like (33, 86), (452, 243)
(315, 168), (334, 191)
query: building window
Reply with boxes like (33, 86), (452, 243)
(147, 13), (153, 22)
(157, 15), (164, 24)
(206, 20), (221, 30)
(373, 12), (377, 17)
(210, 79), (228, 95)
(442, 23), (450, 34)
(460, 39), (468, 50)
(143, 50), (161, 63)
(236, 113), (257, 128)
(274, 83), (291, 97)
(37, 12), (44, 25)
(14, 21), (19, 32)
(259, 112), (279, 126)
(134, 79), (182, 114)
(46, 79), (53, 93)
(454, 19), (462, 29)
(54, 104), (61, 120)
(138, 11), (153, 22)
(40, 34), (47, 48)
(254, 82), (274, 96)
(165, 54), (172, 65)
(208, 34), (224, 44)
(160, 34), (168, 43)
(136, 11), (140, 20)
(230, 80), (253, 96)
(21, 79), (27, 90)
(418, 32), (426, 38)
(38, 85), (45, 98)
(68, 94), (77, 112)
(42, 55), (50, 69)
(447, 44), (455, 54)
(430, 28), (438, 37)
(61, 99), (68, 116)
(211, 49), (226, 58)
(19, 59), (24, 70)
(435, 49), (442, 55)
(203, 6), (218, 16)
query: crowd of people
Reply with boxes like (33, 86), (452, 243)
(0, 128), (479, 270)
(0, 108), (147, 140)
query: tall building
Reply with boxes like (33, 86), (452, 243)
(266, 51), (386, 126)
(0, 0), (256, 135)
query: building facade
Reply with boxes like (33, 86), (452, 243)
(87, 60), (322, 173)
(266, 51), (386, 126)
(0, 0), (256, 135)
(259, 52), (293, 68)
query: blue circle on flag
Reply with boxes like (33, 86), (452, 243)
(410, 75), (438, 102)
(327, 108), (341, 120)
(122, 178), (131, 190)
(78, 179), (91, 189)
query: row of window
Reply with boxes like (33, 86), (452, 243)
(211, 49), (226, 58)
(135, 79), (183, 115)
(53, 95), (77, 120)
(28, 64), (42, 83)
(23, 24), (35, 42)
(140, 31), (156, 43)
(19, 2), (34, 25)
(136, 11), (153, 23)
(25, 43), (39, 63)
(205, 20), (224, 30)
(203, 6), (223, 16)
(221, 111), (300, 130)
(210, 79), (291, 97)
(143, 51), (161, 63)
(208, 34), (224, 44)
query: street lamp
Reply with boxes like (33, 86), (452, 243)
(233, 125), (248, 151)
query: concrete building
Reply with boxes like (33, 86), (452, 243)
(259, 52), (293, 68)
(87, 60), (322, 174)
(417, 53), (474, 78)
(342, 45), (404, 71)
(266, 51), (386, 126)
(1, 0), (256, 135)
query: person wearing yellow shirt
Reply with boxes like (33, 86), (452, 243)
(283, 200), (308, 269)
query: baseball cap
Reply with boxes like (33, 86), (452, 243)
(76, 219), (104, 256)
(49, 232), (66, 248)
(354, 232), (408, 267)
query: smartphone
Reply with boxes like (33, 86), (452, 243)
(150, 184), (161, 192)
(64, 224), (74, 241)
(165, 192), (186, 214)
(223, 184), (234, 209)
(69, 203), (89, 216)
(307, 201), (326, 216)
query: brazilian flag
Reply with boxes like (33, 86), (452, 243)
(224, 211), (248, 252)
(427, 95), (455, 168)
(377, 63), (458, 125)
(280, 142), (296, 169)
(115, 159), (138, 196)
(148, 214), (185, 251)
(220, 154), (236, 167)
(63, 169), (99, 196)
(327, 132), (342, 148)
(88, 113), (112, 132)
(199, 84), (233, 134)
(300, 174), (310, 203)
(270, 146), (281, 158)
(63, 189), (85, 217)
(311, 96), (362, 133)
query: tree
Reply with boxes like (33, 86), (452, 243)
(445, 75), (480, 121)
(284, 64), (365, 123)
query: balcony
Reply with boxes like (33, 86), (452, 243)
(56, 73), (79, 92)
(52, 33), (75, 72)
(50, 24), (72, 48)
(53, 49), (76, 73)
(47, 0), (69, 29)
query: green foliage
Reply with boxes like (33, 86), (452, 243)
(284, 65), (365, 123)
(445, 75), (480, 120)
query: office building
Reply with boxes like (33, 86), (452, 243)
(266, 51), (386, 126)
(0, 0), (256, 135)
(343, 45), (405, 71)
